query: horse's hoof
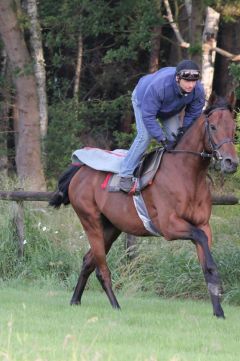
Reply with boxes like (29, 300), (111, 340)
(111, 303), (121, 310)
(70, 300), (81, 306)
(113, 305), (121, 310)
(214, 312), (225, 319)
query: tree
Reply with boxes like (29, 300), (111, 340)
(201, 7), (220, 100)
(0, 47), (9, 178)
(0, 0), (46, 190)
(24, 0), (48, 139)
(149, 0), (163, 73)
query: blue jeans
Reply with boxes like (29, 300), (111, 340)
(120, 89), (180, 177)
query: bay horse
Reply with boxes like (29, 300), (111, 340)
(50, 93), (239, 318)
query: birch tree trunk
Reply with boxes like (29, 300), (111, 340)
(74, 33), (83, 97)
(26, 0), (48, 139)
(0, 0), (46, 191)
(201, 7), (220, 101)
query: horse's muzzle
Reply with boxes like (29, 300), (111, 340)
(221, 156), (239, 174)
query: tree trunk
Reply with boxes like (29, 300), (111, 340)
(213, 19), (240, 96)
(149, 25), (162, 73)
(74, 33), (83, 97)
(201, 7), (220, 101)
(190, 0), (205, 65)
(148, 0), (163, 73)
(26, 0), (48, 139)
(0, 47), (9, 177)
(0, 0), (46, 191)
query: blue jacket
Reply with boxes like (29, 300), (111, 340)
(135, 67), (205, 142)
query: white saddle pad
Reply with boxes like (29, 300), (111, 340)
(72, 147), (128, 173)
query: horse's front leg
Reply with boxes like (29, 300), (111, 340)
(194, 224), (224, 318)
(164, 217), (224, 318)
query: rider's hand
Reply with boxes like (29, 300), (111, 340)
(162, 139), (176, 151)
(177, 126), (188, 138)
(161, 137), (167, 148)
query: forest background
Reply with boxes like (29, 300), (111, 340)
(1, 0), (240, 191)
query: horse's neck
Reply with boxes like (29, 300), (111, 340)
(174, 116), (210, 175)
(176, 116), (206, 154)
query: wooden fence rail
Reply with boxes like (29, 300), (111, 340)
(0, 191), (54, 202)
(0, 190), (238, 204)
(0, 191), (239, 257)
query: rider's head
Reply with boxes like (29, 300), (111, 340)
(176, 60), (201, 94)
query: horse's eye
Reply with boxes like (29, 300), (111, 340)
(210, 124), (217, 131)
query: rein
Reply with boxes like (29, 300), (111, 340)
(167, 107), (234, 160)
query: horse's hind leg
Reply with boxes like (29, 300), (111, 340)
(70, 249), (95, 305)
(70, 215), (121, 306)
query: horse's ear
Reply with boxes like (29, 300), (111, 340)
(208, 91), (217, 106)
(227, 91), (236, 108)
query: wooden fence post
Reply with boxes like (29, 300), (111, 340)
(12, 200), (25, 258)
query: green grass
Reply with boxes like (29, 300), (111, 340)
(1, 284), (240, 361)
(0, 186), (240, 360)
(211, 205), (240, 245)
(0, 201), (240, 304)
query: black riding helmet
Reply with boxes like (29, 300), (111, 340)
(176, 60), (200, 81)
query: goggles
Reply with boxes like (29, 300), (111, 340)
(177, 69), (200, 81)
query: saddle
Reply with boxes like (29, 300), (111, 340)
(105, 147), (164, 193)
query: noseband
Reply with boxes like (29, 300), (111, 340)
(205, 107), (234, 160)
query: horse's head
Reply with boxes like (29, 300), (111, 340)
(204, 92), (239, 173)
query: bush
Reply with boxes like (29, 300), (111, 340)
(0, 201), (86, 288)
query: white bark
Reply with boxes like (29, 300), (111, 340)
(201, 7), (220, 101)
(26, 0), (48, 138)
(184, 0), (192, 17)
(163, 0), (190, 48)
(74, 33), (83, 97)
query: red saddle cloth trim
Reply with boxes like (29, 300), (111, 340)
(129, 179), (138, 195)
(71, 162), (82, 167)
(101, 173), (112, 189)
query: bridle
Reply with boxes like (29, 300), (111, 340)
(205, 107), (234, 160)
(167, 106), (235, 160)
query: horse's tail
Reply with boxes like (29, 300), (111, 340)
(49, 164), (81, 208)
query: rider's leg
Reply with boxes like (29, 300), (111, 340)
(119, 90), (151, 192)
(161, 114), (181, 141)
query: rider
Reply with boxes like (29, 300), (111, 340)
(119, 59), (205, 192)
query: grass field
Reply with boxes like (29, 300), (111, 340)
(1, 284), (240, 361)
(1, 181), (240, 361)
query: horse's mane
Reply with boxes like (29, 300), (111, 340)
(174, 125), (191, 144)
(204, 97), (232, 115)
